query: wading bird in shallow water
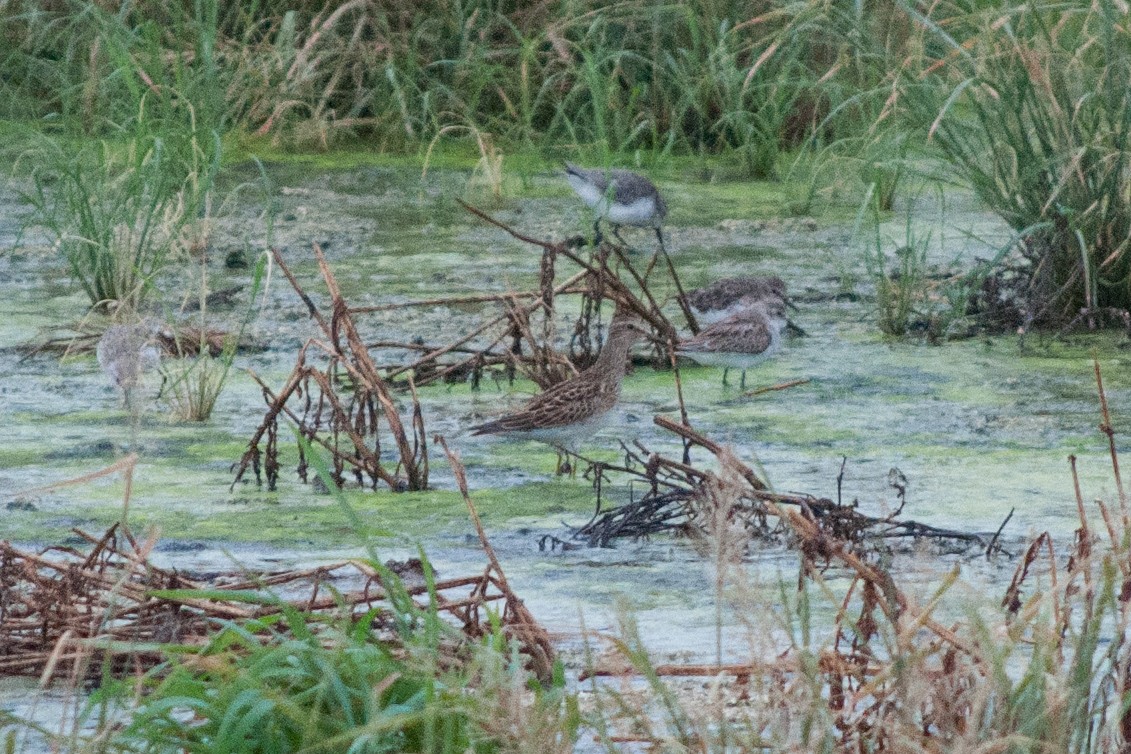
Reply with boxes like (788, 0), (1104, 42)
(564, 163), (668, 252)
(470, 310), (649, 471)
(677, 297), (788, 389)
(97, 323), (161, 409)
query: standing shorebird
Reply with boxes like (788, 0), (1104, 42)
(677, 297), (787, 389)
(564, 163), (668, 251)
(683, 275), (789, 324)
(97, 323), (161, 408)
(470, 310), (648, 462)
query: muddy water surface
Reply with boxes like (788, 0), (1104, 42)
(2, 160), (1129, 690)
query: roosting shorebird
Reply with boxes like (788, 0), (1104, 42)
(97, 323), (161, 408)
(470, 310), (648, 465)
(677, 296), (787, 389)
(564, 163), (668, 252)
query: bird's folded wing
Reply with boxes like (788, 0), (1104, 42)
(680, 319), (772, 354)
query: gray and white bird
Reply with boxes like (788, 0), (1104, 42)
(97, 323), (161, 408)
(677, 296), (788, 389)
(564, 163), (668, 251)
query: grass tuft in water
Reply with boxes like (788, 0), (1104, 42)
(903, 0), (1131, 322)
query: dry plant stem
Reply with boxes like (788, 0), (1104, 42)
(654, 414), (767, 491)
(1042, 532), (1061, 630)
(368, 341), (500, 356)
(312, 245), (423, 488)
(540, 246), (556, 353)
(435, 435), (555, 683)
(385, 269), (588, 382)
(234, 246), (428, 491)
(242, 365), (391, 486)
(1068, 455), (1094, 590)
(271, 246), (330, 334)
(666, 344), (694, 464)
(0, 525), (551, 681)
(581, 653), (879, 682)
(349, 290), (548, 313)
(232, 355), (310, 488)
(457, 200), (681, 342)
(7, 453), (139, 499)
(659, 246), (699, 333)
(407, 377), (428, 484)
(291, 362), (396, 484)
(609, 246), (671, 332)
(743, 378), (812, 397)
(1094, 357), (1128, 531)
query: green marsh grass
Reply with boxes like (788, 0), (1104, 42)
(22, 136), (193, 313)
(0, 0), (888, 164)
(904, 0), (1131, 321)
(125, 608), (484, 754)
(864, 219), (933, 338)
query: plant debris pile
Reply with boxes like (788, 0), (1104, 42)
(0, 522), (554, 684)
(578, 366), (1131, 750)
(558, 417), (1000, 556)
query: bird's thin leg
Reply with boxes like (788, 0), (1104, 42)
(655, 227), (666, 255)
(612, 224), (629, 248)
(740, 370), (747, 390)
(592, 219), (604, 247)
(722, 368), (730, 386)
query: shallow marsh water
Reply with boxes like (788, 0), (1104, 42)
(2, 159), (1130, 726)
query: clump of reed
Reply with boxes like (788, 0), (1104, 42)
(12, 0), (224, 313)
(903, 0), (1131, 324)
(862, 198), (942, 339)
(160, 252), (266, 422)
(21, 136), (193, 313)
(0, 1), (864, 169)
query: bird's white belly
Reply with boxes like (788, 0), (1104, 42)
(566, 175), (657, 227)
(605, 196), (658, 227)
(680, 351), (765, 370)
(566, 175), (608, 210)
(503, 412), (613, 451)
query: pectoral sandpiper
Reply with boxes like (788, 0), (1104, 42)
(564, 163), (667, 251)
(677, 297), (787, 389)
(470, 310), (648, 456)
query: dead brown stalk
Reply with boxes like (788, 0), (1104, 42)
(232, 244), (428, 492)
